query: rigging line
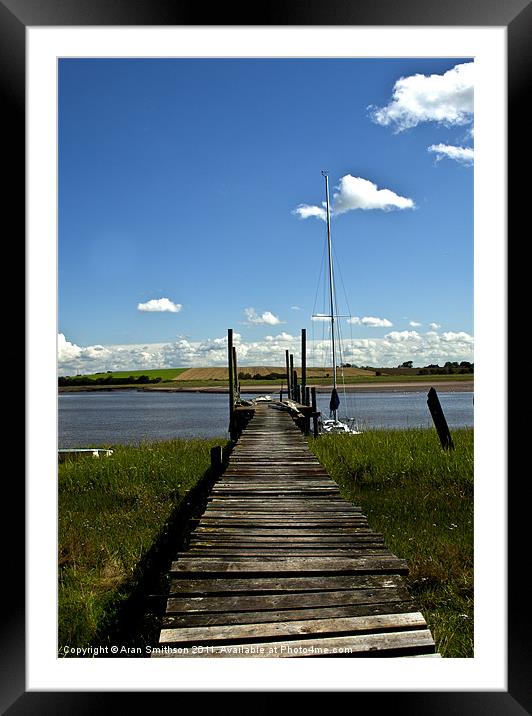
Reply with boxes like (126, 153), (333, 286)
(310, 225), (329, 375)
(331, 237), (358, 422)
(311, 229), (329, 319)
(332, 241), (353, 319)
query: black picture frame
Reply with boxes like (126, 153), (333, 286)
(9, 0), (523, 710)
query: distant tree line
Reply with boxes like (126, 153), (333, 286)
(58, 375), (162, 386)
(416, 361), (474, 375)
(370, 361), (474, 376)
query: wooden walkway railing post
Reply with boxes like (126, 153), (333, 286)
(311, 387), (319, 437)
(301, 328), (307, 399)
(227, 328), (235, 438)
(285, 350), (291, 401)
(289, 354), (294, 399)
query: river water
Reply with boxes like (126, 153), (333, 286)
(58, 390), (474, 447)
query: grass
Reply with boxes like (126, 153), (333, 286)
(142, 374), (473, 389)
(74, 368), (188, 382)
(58, 437), (228, 653)
(307, 428), (474, 658)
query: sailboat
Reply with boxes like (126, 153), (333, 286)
(316, 171), (362, 436)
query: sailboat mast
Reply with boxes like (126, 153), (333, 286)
(323, 170), (337, 419)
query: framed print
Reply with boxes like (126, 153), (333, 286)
(8, 0), (525, 709)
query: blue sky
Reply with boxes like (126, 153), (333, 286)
(58, 58), (474, 373)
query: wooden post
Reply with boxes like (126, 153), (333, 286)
(227, 329), (235, 436)
(289, 354), (294, 399)
(293, 370), (298, 402)
(305, 386), (310, 407)
(311, 387), (319, 437)
(210, 445), (223, 475)
(285, 350), (291, 401)
(427, 387), (454, 450)
(301, 328), (307, 397)
(304, 410), (310, 435)
(232, 345), (239, 401)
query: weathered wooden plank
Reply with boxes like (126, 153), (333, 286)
(170, 557), (409, 574)
(166, 587), (413, 614)
(200, 510), (362, 517)
(195, 521), (369, 528)
(188, 535), (384, 545)
(159, 612), (427, 644)
(207, 501), (362, 509)
(168, 574), (405, 594)
(193, 527), (376, 536)
(185, 548), (390, 558)
(162, 601), (418, 628)
(153, 629), (435, 657)
(197, 515), (368, 522)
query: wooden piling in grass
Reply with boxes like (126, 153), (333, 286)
(210, 445), (223, 475)
(427, 387), (454, 450)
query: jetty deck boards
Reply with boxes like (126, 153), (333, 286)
(154, 404), (439, 658)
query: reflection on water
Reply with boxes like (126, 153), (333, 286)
(59, 390), (473, 447)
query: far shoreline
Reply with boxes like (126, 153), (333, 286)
(59, 380), (473, 395)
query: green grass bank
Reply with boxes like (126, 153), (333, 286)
(307, 428), (474, 658)
(58, 437), (228, 654)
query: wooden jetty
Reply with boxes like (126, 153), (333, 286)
(154, 402), (439, 658)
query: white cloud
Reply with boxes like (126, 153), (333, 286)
(291, 305), (301, 311)
(409, 321), (422, 327)
(440, 331), (473, 344)
(332, 175), (414, 213)
(294, 175), (414, 221)
(243, 308), (283, 326)
(428, 143), (474, 165)
(58, 328), (474, 375)
(265, 332), (295, 342)
(429, 322), (441, 329)
(58, 333), (82, 363)
(292, 204), (327, 222)
(385, 330), (421, 342)
(370, 61), (474, 131)
(348, 316), (393, 328)
(137, 298), (182, 313)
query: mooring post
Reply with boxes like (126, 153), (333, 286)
(285, 350), (291, 401)
(232, 345), (239, 401)
(427, 387), (454, 450)
(311, 387), (319, 437)
(293, 370), (298, 402)
(228, 328), (235, 437)
(210, 445), (223, 475)
(305, 386), (310, 407)
(301, 328), (307, 398)
(289, 354), (294, 399)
